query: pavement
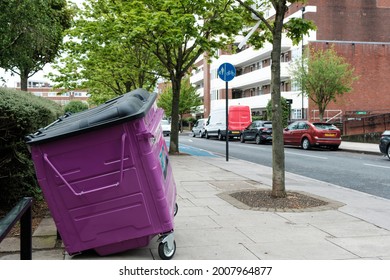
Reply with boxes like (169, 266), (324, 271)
(1, 141), (389, 260)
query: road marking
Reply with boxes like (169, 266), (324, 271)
(285, 151), (328, 160)
(363, 163), (390, 169)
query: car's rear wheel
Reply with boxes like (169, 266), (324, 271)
(192, 131), (196, 137)
(199, 131), (203, 138)
(387, 145), (390, 160)
(240, 134), (245, 143)
(205, 131), (210, 139)
(302, 138), (311, 150)
(255, 134), (262, 145)
(218, 131), (223, 141)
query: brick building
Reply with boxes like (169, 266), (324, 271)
(190, 0), (390, 135)
(297, 0), (390, 125)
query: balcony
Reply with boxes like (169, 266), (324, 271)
(230, 36), (293, 67)
(190, 70), (204, 85)
(230, 62), (291, 90)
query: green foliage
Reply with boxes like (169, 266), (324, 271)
(49, 1), (163, 105)
(236, 0), (314, 48)
(289, 45), (358, 121)
(119, 0), (246, 153)
(157, 77), (202, 118)
(64, 100), (89, 114)
(266, 97), (289, 127)
(0, 88), (63, 210)
(284, 17), (317, 46)
(0, 0), (72, 90)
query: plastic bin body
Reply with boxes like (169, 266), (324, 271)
(26, 89), (176, 256)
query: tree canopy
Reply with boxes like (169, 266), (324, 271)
(157, 77), (202, 120)
(49, 1), (164, 105)
(0, 0), (72, 91)
(290, 45), (358, 121)
(50, 0), (246, 154)
(122, 0), (246, 154)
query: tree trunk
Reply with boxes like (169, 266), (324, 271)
(20, 69), (29, 91)
(169, 74), (181, 154)
(270, 2), (287, 198)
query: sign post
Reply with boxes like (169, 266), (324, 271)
(217, 63), (236, 162)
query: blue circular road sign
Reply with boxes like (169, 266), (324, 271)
(218, 63), (236, 82)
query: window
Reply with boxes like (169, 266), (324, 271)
(292, 109), (302, 120)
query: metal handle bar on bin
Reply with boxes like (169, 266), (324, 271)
(43, 133), (127, 196)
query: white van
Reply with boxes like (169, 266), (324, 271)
(205, 105), (251, 140)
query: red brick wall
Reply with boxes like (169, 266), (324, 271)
(308, 42), (390, 121)
(290, 0), (390, 42)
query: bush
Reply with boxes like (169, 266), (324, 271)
(0, 88), (63, 210)
(64, 100), (89, 113)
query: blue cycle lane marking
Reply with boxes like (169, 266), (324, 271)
(165, 140), (217, 157)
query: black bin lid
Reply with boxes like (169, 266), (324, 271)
(26, 89), (157, 145)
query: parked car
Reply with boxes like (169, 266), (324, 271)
(379, 130), (390, 159)
(240, 121), (272, 144)
(160, 119), (171, 136)
(191, 118), (207, 138)
(283, 121), (341, 150)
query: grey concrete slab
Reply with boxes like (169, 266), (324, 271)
(33, 217), (57, 236)
(238, 223), (331, 244)
(247, 240), (359, 260)
(174, 215), (221, 230)
(277, 210), (363, 225)
(177, 206), (218, 217)
(32, 236), (57, 249)
(151, 244), (258, 260)
(189, 190), (220, 198)
(188, 197), (233, 207)
(0, 237), (19, 252)
(328, 235), (390, 258)
(174, 228), (255, 247)
(210, 212), (288, 228)
(0, 249), (65, 260)
(175, 198), (195, 208)
(311, 220), (390, 238)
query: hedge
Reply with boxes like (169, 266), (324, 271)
(0, 88), (63, 210)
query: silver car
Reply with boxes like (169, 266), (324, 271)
(191, 118), (207, 138)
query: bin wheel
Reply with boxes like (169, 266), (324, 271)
(174, 203), (178, 217)
(158, 240), (176, 260)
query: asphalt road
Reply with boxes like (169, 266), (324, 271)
(172, 133), (390, 200)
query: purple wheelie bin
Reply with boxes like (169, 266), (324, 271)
(26, 89), (177, 259)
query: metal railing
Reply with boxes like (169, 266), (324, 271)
(311, 110), (343, 123)
(0, 197), (33, 260)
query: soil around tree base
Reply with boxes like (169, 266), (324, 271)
(219, 189), (345, 212)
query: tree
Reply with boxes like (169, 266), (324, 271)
(236, 0), (316, 197)
(290, 46), (358, 121)
(114, 0), (246, 154)
(49, 1), (164, 105)
(64, 100), (89, 114)
(157, 77), (203, 127)
(0, 0), (72, 91)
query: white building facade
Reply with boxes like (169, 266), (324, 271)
(190, 6), (317, 121)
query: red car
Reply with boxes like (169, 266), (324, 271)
(283, 121), (341, 150)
